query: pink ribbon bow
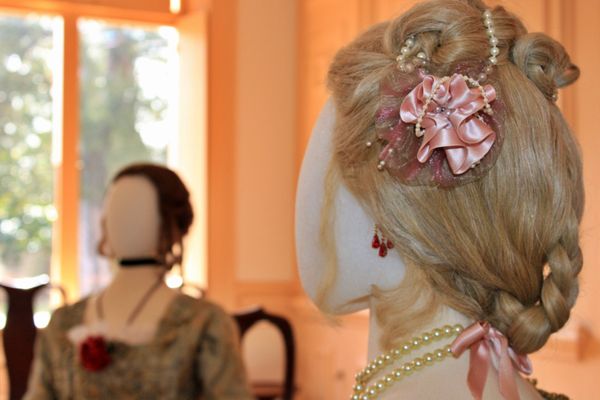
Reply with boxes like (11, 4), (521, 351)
(400, 74), (497, 175)
(450, 321), (533, 400)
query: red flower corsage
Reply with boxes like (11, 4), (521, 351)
(79, 336), (112, 372)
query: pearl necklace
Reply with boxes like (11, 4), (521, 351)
(351, 324), (464, 400)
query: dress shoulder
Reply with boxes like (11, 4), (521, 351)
(184, 296), (253, 400)
(46, 297), (88, 335)
(159, 294), (238, 335)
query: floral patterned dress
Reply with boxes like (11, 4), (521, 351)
(24, 294), (254, 400)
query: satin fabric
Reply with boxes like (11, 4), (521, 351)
(400, 74), (497, 175)
(450, 321), (533, 400)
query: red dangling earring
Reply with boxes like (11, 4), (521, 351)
(372, 226), (394, 257)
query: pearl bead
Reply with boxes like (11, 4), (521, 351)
(483, 10), (492, 19)
(489, 56), (498, 65)
(413, 357), (424, 369)
(435, 350), (446, 360)
(486, 27), (495, 36)
(393, 370), (403, 380)
(422, 333), (431, 343)
(483, 18), (493, 27)
(361, 395), (370, 400)
(405, 37), (415, 47)
(365, 141), (372, 147)
(445, 345), (454, 355)
(403, 63), (415, 73)
(453, 324), (464, 333)
(410, 57), (419, 66)
(490, 36), (499, 46)
(401, 46), (410, 55)
(478, 73), (487, 82)
(424, 353), (435, 364)
(368, 388), (377, 396)
(392, 349), (401, 358)
(411, 337), (422, 348)
(490, 47), (500, 56)
(403, 362), (414, 375)
(352, 395), (360, 400)
(401, 343), (412, 353)
(416, 51), (427, 60)
(376, 381), (385, 390)
(442, 325), (453, 336)
(354, 384), (364, 391)
(385, 375), (394, 384)
(432, 328), (443, 339)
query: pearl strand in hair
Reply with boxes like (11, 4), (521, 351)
(478, 9), (499, 83)
(396, 36), (429, 73)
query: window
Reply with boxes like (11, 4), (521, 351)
(0, 1), (207, 329)
(0, 14), (57, 281)
(0, 13), (59, 329)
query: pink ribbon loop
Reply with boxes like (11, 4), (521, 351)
(450, 321), (533, 400)
(400, 74), (497, 175)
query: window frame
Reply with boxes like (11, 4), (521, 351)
(0, 0), (207, 300)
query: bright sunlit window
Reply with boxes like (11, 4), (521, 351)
(0, 13), (60, 329)
(0, 9), (184, 328)
(0, 14), (57, 282)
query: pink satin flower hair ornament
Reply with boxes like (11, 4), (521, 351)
(374, 70), (502, 187)
(400, 73), (496, 175)
(450, 321), (533, 400)
(372, 9), (504, 187)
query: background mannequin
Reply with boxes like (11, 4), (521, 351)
(25, 163), (253, 400)
(86, 174), (178, 344)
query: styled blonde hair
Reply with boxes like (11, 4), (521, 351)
(321, 0), (583, 355)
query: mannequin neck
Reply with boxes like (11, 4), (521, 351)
(367, 300), (473, 359)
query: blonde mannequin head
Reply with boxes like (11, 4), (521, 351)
(320, 0), (583, 354)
